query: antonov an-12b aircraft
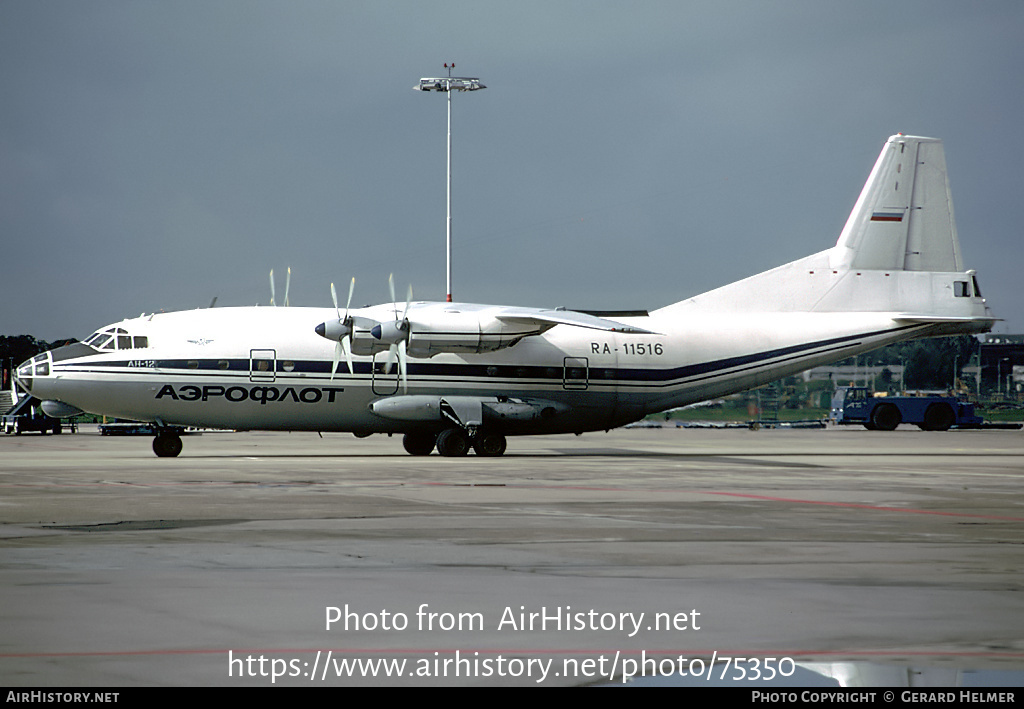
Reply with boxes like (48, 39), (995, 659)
(15, 135), (995, 457)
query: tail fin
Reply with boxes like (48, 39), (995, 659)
(656, 134), (994, 334)
(830, 135), (962, 272)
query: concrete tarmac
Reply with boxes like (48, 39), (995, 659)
(1, 425), (1022, 686)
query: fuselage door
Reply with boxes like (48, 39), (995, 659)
(371, 351), (400, 395)
(563, 356), (589, 390)
(250, 349), (277, 382)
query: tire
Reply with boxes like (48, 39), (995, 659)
(435, 428), (470, 457)
(473, 432), (507, 457)
(922, 403), (956, 432)
(153, 433), (183, 458)
(402, 432), (437, 456)
(870, 403), (901, 431)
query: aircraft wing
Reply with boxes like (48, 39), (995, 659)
(493, 307), (657, 334)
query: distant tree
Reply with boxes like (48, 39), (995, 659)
(1, 335), (77, 373)
(834, 335), (979, 390)
(1, 335), (48, 369)
(878, 366), (893, 389)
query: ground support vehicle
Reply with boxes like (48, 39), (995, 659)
(830, 387), (982, 431)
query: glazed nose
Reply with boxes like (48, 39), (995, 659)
(13, 352), (49, 392)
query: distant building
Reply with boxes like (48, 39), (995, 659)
(980, 334), (1024, 396)
(802, 365), (904, 390)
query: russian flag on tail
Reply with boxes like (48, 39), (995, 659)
(871, 211), (904, 222)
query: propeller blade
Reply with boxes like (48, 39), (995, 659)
(269, 269), (276, 306)
(402, 284), (412, 324)
(342, 336), (353, 377)
(398, 339), (408, 393)
(388, 273), (397, 316)
(385, 344), (397, 375)
(331, 341), (340, 381)
(284, 267), (291, 307)
(331, 282), (340, 317)
(343, 277), (355, 376)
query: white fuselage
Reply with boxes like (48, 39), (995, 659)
(19, 291), (985, 437)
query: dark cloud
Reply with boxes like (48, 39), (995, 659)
(3, 1), (1022, 339)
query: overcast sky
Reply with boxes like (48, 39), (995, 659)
(2, 1), (1022, 341)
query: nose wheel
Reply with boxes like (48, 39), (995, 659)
(153, 431), (183, 458)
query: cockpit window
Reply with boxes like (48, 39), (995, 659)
(84, 327), (149, 351)
(32, 354), (49, 377)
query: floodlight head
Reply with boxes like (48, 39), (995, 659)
(414, 77), (486, 92)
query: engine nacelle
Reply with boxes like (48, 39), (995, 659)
(407, 311), (539, 357)
(349, 328), (392, 357)
(371, 395), (568, 424)
(40, 400), (85, 418)
(319, 307), (554, 358)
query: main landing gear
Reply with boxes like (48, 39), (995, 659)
(403, 428), (508, 457)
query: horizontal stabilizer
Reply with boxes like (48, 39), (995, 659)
(893, 314), (998, 325)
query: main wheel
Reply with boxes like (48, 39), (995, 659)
(435, 428), (470, 457)
(870, 403), (901, 431)
(921, 403), (956, 431)
(402, 432), (437, 456)
(473, 432), (507, 457)
(153, 432), (183, 458)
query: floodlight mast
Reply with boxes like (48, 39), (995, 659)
(414, 64), (486, 302)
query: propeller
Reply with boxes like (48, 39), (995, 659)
(371, 273), (413, 393)
(314, 274), (413, 390)
(329, 278), (356, 380)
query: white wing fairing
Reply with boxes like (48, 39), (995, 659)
(16, 135), (995, 457)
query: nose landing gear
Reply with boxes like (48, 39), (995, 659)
(153, 429), (184, 458)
